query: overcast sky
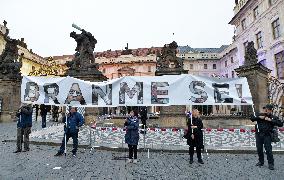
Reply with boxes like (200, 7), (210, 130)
(0, 0), (235, 57)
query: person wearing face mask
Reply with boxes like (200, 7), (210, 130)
(124, 110), (139, 163)
(54, 106), (84, 157)
(251, 104), (283, 170)
(186, 109), (204, 164)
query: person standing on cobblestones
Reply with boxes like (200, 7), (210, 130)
(251, 104), (283, 170)
(14, 103), (33, 153)
(54, 107), (84, 157)
(185, 109), (204, 164)
(40, 104), (49, 128)
(33, 104), (39, 121)
(124, 110), (139, 163)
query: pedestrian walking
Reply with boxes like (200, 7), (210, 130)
(251, 104), (283, 170)
(184, 109), (204, 164)
(54, 107), (84, 157)
(14, 103), (33, 153)
(124, 110), (139, 163)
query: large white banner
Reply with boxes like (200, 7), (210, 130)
(21, 75), (253, 106)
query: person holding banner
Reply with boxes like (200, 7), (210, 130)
(124, 110), (139, 163)
(54, 107), (84, 157)
(185, 109), (204, 164)
(250, 104), (283, 170)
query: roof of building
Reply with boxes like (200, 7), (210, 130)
(96, 47), (162, 58)
(178, 45), (229, 54)
(229, 0), (253, 24)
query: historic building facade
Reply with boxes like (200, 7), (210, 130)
(229, 0), (284, 79)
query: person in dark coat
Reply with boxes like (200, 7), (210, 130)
(250, 104), (283, 170)
(124, 110), (139, 163)
(33, 104), (39, 121)
(185, 109), (204, 164)
(52, 106), (60, 122)
(140, 106), (148, 129)
(40, 104), (49, 128)
(14, 103), (33, 153)
(55, 107), (84, 157)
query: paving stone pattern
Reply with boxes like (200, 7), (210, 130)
(0, 142), (283, 180)
(1, 122), (284, 179)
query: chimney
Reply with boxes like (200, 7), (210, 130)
(21, 38), (24, 42)
(3, 20), (7, 27)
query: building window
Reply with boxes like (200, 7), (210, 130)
(275, 51), (284, 79)
(213, 64), (216, 69)
(231, 57), (234, 63)
(225, 74), (228, 78)
(256, 31), (263, 49)
(225, 60), (228, 67)
(204, 64), (208, 69)
(31, 66), (35, 71)
(241, 19), (247, 30)
(148, 66), (151, 72)
(253, 6), (259, 19)
(102, 68), (106, 73)
(272, 18), (281, 39)
(190, 64), (193, 69)
(232, 71), (235, 78)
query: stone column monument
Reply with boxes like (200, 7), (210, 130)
(65, 24), (107, 124)
(0, 27), (22, 122)
(155, 41), (188, 127)
(235, 41), (271, 113)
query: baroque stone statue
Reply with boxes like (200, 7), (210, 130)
(244, 41), (258, 66)
(0, 36), (22, 79)
(66, 26), (98, 71)
(156, 41), (184, 71)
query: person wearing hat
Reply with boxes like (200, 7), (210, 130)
(54, 106), (84, 157)
(251, 104), (283, 170)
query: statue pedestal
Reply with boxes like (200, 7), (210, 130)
(235, 63), (271, 113)
(0, 79), (21, 122)
(158, 106), (187, 128)
(67, 71), (107, 125)
(155, 67), (188, 128)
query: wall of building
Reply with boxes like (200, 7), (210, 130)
(230, 0), (284, 78)
(18, 46), (47, 75)
(219, 45), (239, 78)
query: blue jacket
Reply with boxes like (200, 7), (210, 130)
(124, 116), (139, 145)
(63, 112), (84, 134)
(17, 105), (33, 128)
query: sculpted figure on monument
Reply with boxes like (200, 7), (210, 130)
(67, 29), (97, 70)
(244, 41), (258, 66)
(156, 41), (183, 71)
(0, 37), (22, 79)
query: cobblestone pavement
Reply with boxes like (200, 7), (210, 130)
(0, 141), (283, 180)
(1, 122), (284, 179)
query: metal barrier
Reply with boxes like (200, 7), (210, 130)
(89, 127), (284, 150)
